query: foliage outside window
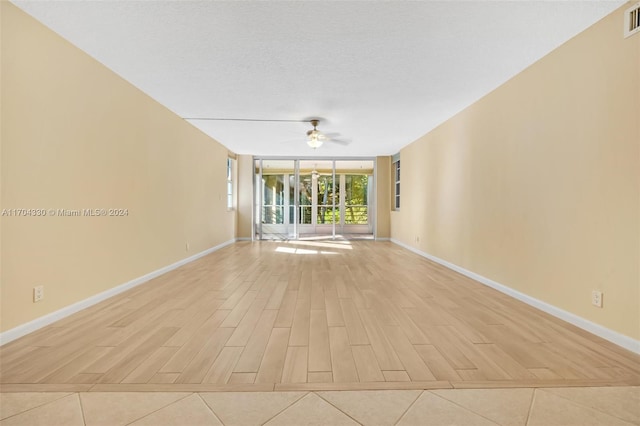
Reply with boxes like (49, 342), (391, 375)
(345, 175), (368, 224)
(317, 175), (339, 224)
(261, 171), (371, 226)
(299, 174), (313, 224)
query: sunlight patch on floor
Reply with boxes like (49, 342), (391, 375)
(275, 246), (339, 255)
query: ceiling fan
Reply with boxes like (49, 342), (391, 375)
(304, 119), (350, 149)
(306, 119), (325, 149)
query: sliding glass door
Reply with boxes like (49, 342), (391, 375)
(255, 158), (374, 240)
(256, 159), (296, 240)
(335, 160), (374, 236)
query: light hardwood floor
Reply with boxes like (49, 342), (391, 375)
(1, 240), (638, 392)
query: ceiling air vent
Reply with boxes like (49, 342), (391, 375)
(624, 2), (640, 38)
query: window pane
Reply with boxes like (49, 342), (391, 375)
(262, 174), (285, 224)
(394, 160), (401, 210)
(289, 175), (295, 224)
(299, 174), (312, 224)
(226, 158), (233, 210)
(344, 175), (368, 224)
(317, 175), (337, 224)
(262, 206), (284, 224)
(319, 207), (339, 224)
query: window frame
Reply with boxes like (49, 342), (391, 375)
(226, 157), (235, 211)
(393, 158), (400, 210)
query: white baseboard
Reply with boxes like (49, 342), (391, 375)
(0, 239), (236, 346)
(390, 238), (640, 355)
(235, 237), (252, 241)
(375, 237), (391, 241)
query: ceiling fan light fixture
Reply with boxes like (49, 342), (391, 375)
(307, 126), (323, 148)
(307, 135), (323, 149)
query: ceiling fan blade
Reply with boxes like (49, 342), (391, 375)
(327, 138), (351, 145)
(276, 120), (349, 148)
(322, 132), (342, 139)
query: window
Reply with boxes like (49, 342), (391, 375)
(226, 157), (234, 210)
(316, 174), (338, 224)
(262, 174), (284, 223)
(393, 158), (400, 210)
(299, 174), (313, 224)
(344, 174), (368, 224)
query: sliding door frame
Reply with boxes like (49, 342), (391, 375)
(254, 156), (377, 240)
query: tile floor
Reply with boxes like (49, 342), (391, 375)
(0, 386), (638, 425)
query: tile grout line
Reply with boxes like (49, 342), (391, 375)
(77, 392), (87, 426)
(195, 392), (225, 425)
(535, 387), (638, 424)
(426, 389), (503, 425)
(257, 390), (310, 425)
(393, 390), (425, 425)
(120, 391), (193, 426)
(313, 391), (365, 425)
(525, 388), (537, 425)
(0, 391), (73, 422)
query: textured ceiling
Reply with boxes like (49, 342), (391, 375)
(13, 0), (624, 157)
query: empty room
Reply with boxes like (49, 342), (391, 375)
(1, 1), (639, 425)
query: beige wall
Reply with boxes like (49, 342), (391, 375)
(236, 155), (254, 239)
(376, 156), (391, 239)
(391, 4), (639, 340)
(1, 3), (235, 332)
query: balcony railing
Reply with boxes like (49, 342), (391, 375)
(262, 205), (368, 225)
(344, 205), (368, 225)
(262, 205), (285, 224)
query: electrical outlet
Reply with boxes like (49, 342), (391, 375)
(591, 290), (603, 308)
(33, 285), (44, 303)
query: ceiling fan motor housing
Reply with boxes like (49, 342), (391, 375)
(306, 120), (323, 148)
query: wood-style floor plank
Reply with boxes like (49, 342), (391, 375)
(1, 240), (638, 392)
(255, 328), (290, 384)
(351, 345), (385, 382)
(308, 310), (331, 372)
(121, 347), (178, 384)
(225, 297), (269, 346)
(382, 326), (436, 381)
(324, 287), (345, 327)
(159, 310), (230, 373)
(203, 346), (243, 384)
(339, 299), (369, 345)
(414, 345), (462, 381)
(274, 291), (297, 328)
(281, 346), (308, 384)
(383, 370), (411, 382)
(228, 372), (256, 384)
(289, 298), (311, 346)
(359, 309), (404, 371)
(233, 310), (278, 373)
(174, 327), (234, 384)
(328, 327), (359, 383)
